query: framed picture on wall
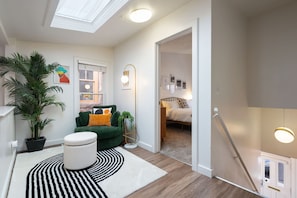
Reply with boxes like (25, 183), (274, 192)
(183, 81), (186, 89)
(54, 65), (70, 84)
(170, 75), (175, 83)
(176, 79), (182, 88)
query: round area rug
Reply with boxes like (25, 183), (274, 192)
(26, 148), (124, 198)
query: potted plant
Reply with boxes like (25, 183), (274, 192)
(0, 52), (65, 152)
(118, 111), (134, 130)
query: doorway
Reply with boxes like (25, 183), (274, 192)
(261, 152), (291, 198)
(157, 30), (192, 165)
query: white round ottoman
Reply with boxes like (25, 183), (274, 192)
(64, 132), (97, 170)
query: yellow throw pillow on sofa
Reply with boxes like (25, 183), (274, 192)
(88, 114), (111, 126)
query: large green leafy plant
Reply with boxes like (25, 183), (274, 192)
(0, 52), (65, 139)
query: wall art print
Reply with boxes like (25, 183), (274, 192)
(54, 65), (70, 84)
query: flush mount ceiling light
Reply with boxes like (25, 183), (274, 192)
(274, 127), (295, 143)
(51, 0), (129, 33)
(129, 9), (152, 23)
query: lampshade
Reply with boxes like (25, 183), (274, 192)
(121, 71), (129, 84)
(121, 75), (129, 84)
(129, 9), (152, 23)
(274, 127), (295, 143)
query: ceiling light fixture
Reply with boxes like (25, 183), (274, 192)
(129, 9), (152, 23)
(274, 109), (295, 143)
(274, 127), (295, 143)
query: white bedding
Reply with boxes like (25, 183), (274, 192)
(166, 108), (192, 123)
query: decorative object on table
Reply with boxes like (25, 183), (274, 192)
(121, 64), (137, 149)
(0, 52), (65, 152)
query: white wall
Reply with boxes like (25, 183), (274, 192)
(261, 108), (297, 158)
(0, 107), (16, 198)
(248, 1), (297, 109)
(114, 0), (212, 176)
(160, 52), (192, 99)
(6, 41), (113, 151)
(212, 0), (261, 191)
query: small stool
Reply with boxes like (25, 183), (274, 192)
(64, 132), (97, 170)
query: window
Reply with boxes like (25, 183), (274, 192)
(78, 63), (106, 112)
(278, 162), (284, 185)
(264, 159), (270, 179)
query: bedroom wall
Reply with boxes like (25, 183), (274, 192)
(114, 0), (212, 176)
(160, 52), (192, 99)
(212, 0), (261, 191)
(248, 1), (297, 109)
(5, 41), (114, 151)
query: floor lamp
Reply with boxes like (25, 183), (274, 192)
(121, 64), (137, 149)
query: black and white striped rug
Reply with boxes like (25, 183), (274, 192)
(26, 148), (124, 198)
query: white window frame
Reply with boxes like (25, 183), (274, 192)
(74, 57), (107, 114)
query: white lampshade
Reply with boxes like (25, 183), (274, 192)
(121, 75), (129, 84)
(274, 127), (295, 143)
(129, 9), (152, 23)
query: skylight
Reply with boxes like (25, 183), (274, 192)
(51, 0), (129, 33)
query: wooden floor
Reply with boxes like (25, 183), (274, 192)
(126, 147), (261, 198)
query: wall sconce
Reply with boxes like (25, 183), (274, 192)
(121, 64), (137, 149)
(274, 109), (295, 143)
(274, 127), (295, 143)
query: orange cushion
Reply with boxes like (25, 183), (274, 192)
(88, 114), (111, 126)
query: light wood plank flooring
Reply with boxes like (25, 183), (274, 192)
(126, 147), (261, 198)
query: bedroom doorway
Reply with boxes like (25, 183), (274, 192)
(157, 29), (192, 165)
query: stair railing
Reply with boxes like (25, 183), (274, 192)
(212, 107), (259, 193)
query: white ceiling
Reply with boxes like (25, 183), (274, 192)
(0, 0), (296, 48)
(0, 0), (192, 47)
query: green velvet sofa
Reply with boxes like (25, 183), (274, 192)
(74, 105), (123, 150)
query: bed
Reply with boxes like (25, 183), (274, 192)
(160, 97), (192, 126)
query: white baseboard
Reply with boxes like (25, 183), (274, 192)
(44, 138), (64, 148)
(1, 149), (16, 198)
(137, 141), (154, 152)
(198, 164), (213, 178)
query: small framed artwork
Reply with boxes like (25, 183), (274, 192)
(170, 75), (175, 83)
(176, 79), (182, 88)
(183, 81), (186, 89)
(54, 65), (70, 84)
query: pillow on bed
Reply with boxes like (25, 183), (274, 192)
(162, 100), (179, 109)
(178, 98), (189, 108)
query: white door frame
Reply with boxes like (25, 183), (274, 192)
(261, 152), (292, 198)
(155, 26), (198, 171)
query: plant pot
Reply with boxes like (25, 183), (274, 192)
(26, 136), (46, 152)
(124, 119), (134, 132)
